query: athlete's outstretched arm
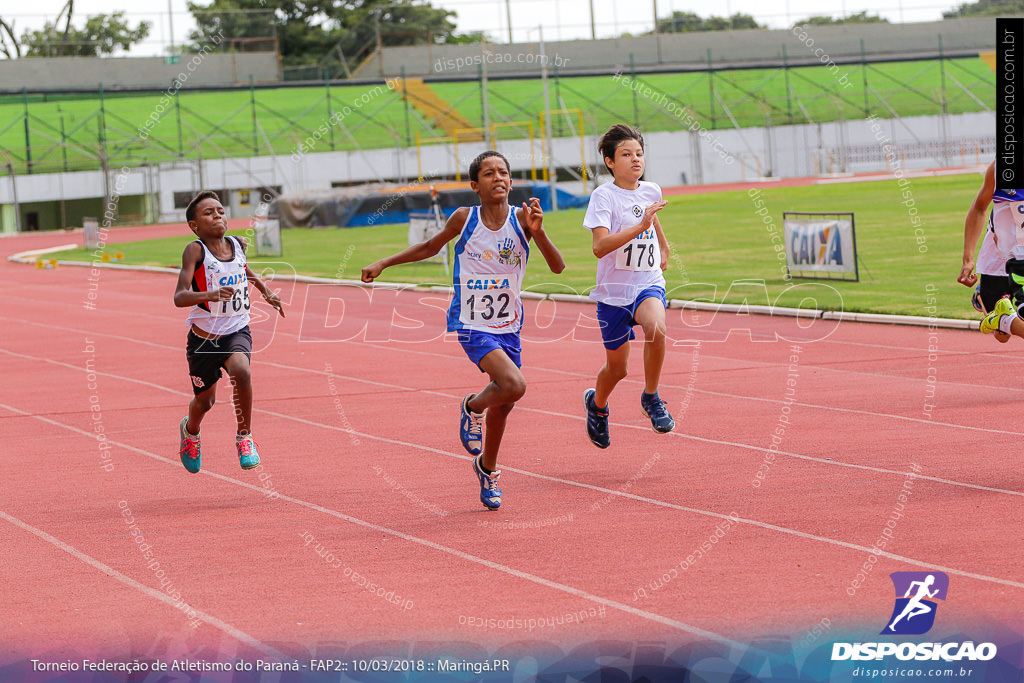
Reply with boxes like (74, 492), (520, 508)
(362, 208), (467, 282)
(960, 161), (995, 287)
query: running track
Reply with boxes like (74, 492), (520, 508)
(0, 223), (1021, 672)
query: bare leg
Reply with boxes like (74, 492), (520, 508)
(634, 297), (668, 394)
(224, 352), (253, 436)
(470, 349), (526, 472)
(187, 384), (216, 435)
(594, 343), (630, 409)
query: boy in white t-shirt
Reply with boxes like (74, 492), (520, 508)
(582, 124), (673, 448)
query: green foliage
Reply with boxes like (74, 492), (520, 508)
(797, 11), (890, 26)
(943, 0), (1024, 17)
(655, 11), (763, 33)
(187, 0), (479, 72)
(20, 11), (150, 57)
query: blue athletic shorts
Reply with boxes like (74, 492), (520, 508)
(457, 329), (522, 371)
(596, 286), (667, 351)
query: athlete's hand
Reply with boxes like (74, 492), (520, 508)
(521, 197), (544, 235)
(264, 289), (285, 318)
(210, 286), (234, 302)
(361, 262), (383, 283)
(957, 262), (978, 287)
(660, 248), (669, 271)
(642, 201), (668, 228)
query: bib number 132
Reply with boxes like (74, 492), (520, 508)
(616, 240), (658, 271)
(461, 291), (512, 324)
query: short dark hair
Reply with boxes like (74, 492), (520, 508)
(469, 151), (511, 182)
(598, 124), (644, 170)
(186, 190), (221, 224)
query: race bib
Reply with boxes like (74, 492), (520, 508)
(615, 235), (659, 271)
(459, 276), (515, 326)
(208, 270), (251, 318)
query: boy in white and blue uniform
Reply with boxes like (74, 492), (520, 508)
(960, 162), (1013, 338)
(977, 162), (1024, 339)
(362, 152), (565, 509)
(582, 124), (674, 448)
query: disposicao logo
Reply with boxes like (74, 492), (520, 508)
(831, 572), (998, 663)
(881, 571), (948, 635)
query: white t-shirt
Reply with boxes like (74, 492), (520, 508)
(583, 180), (666, 306)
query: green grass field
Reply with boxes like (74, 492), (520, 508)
(1, 57), (992, 175)
(58, 171), (984, 320)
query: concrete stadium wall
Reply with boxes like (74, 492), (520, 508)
(0, 110), (993, 232)
(0, 53), (281, 92)
(355, 17), (1000, 79)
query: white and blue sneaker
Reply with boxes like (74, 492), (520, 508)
(459, 394), (484, 455)
(472, 455), (502, 510)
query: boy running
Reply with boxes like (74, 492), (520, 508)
(582, 124), (674, 448)
(173, 191), (284, 473)
(959, 161), (1011, 342)
(361, 152), (565, 510)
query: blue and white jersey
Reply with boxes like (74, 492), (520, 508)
(990, 188), (1024, 263)
(447, 205), (530, 334)
(185, 236), (251, 336)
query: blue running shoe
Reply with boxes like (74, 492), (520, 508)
(641, 392), (675, 433)
(472, 455), (502, 510)
(583, 388), (610, 448)
(236, 435), (261, 469)
(179, 417), (201, 474)
(459, 394), (483, 455)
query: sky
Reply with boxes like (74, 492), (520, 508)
(4, 0), (965, 56)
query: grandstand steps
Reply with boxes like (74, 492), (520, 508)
(393, 78), (483, 141)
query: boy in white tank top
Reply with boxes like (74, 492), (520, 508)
(362, 152), (565, 510)
(172, 191), (285, 474)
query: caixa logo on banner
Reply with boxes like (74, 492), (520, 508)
(831, 572), (998, 663)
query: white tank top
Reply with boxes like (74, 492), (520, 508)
(989, 189), (1024, 266)
(185, 236), (251, 336)
(447, 205), (530, 334)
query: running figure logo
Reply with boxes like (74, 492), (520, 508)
(881, 572), (949, 635)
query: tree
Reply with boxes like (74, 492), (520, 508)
(656, 11), (763, 33)
(188, 0), (479, 72)
(20, 11), (150, 57)
(797, 11), (890, 25)
(943, 0), (1024, 17)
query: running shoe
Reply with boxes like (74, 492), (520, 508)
(179, 417), (201, 474)
(583, 388), (610, 448)
(236, 435), (261, 469)
(981, 296), (1016, 335)
(459, 394), (483, 455)
(641, 391), (676, 433)
(472, 455), (502, 510)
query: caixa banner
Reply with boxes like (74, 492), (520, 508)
(783, 212), (859, 282)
